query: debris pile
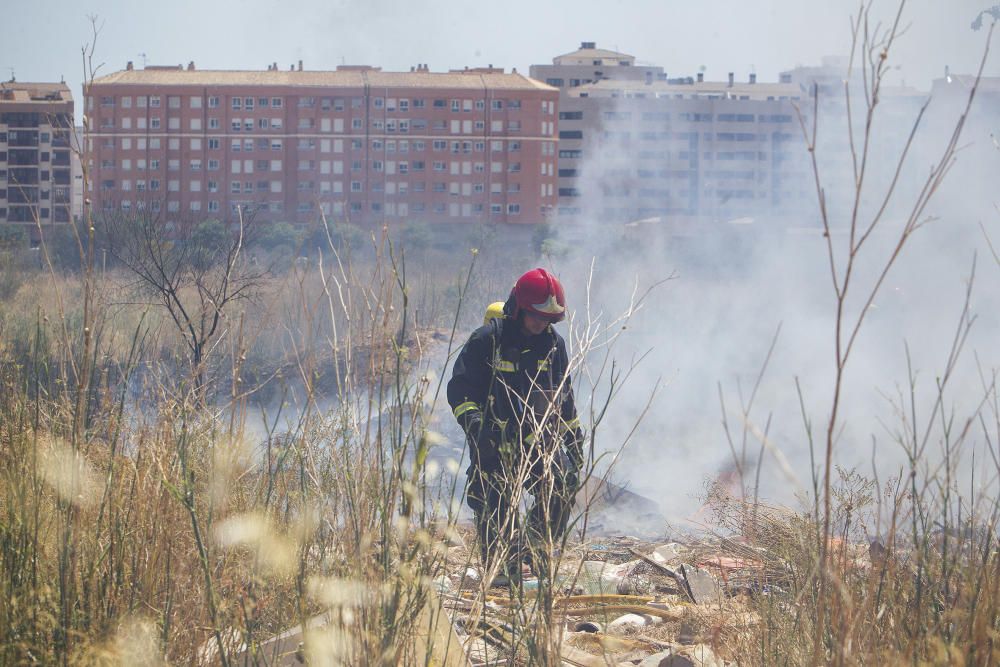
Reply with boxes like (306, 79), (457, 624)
(438, 529), (780, 666)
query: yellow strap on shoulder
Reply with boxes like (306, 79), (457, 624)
(453, 401), (480, 419)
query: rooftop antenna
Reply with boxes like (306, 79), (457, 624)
(7, 67), (14, 82)
(138, 52), (148, 68)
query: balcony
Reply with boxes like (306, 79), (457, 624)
(8, 188), (40, 203)
(7, 149), (39, 166)
(0, 112), (40, 128)
(7, 205), (37, 222)
(8, 168), (39, 185)
(7, 131), (39, 147)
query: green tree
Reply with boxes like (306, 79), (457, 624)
(309, 219), (367, 254)
(531, 222), (556, 256)
(0, 225), (28, 251)
(400, 222), (432, 254)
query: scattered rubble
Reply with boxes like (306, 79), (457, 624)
(247, 487), (805, 665)
(638, 644), (725, 667)
(679, 564), (722, 605)
(429, 525), (776, 665)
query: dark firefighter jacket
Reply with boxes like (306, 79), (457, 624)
(447, 315), (583, 470)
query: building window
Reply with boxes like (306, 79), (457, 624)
(350, 181), (362, 192)
(208, 96), (220, 108)
(232, 97), (242, 110)
(271, 97), (282, 108)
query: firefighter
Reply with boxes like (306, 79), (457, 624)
(448, 268), (583, 585)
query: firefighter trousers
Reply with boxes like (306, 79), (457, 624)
(465, 453), (578, 579)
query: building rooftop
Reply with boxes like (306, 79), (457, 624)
(0, 80), (73, 104)
(569, 78), (802, 100)
(553, 42), (636, 66)
(89, 66), (555, 91)
(932, 74), (1000, 94)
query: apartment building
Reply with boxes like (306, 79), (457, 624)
(550, 72), (810, 223)
(0, 80), (74, 236)
(84, 63), (559, 227)
(537, 45), (941, 227)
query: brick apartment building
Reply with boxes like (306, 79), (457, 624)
(0, 80), (74, 237)
(84, 63), (559, 228)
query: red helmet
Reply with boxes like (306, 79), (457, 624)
(510, 268), (567, 323)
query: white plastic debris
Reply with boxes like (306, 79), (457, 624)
(608, 613), (648, 628)
(651, 543), (683, 565)
(432, 575), (453, 594)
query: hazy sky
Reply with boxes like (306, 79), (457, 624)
(3, 0), (996, 122)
